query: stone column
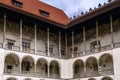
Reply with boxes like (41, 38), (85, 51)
(47, 28), (50, 56)
(72, 31), (74, 58)
(84, 64), (87, 77)
(83, 27), (86, 55)
(59, 31), (61, 58)
(65, 33), (67, 59)
(19, 61), (22, 75)
(47, 65), (50, 77)
(20, 19), (22, 51)
(3, 14), (6, 48)
(34, 24), (37, 54)
(110, 15), (113, 48)
(96, 22), (99, 51)
(97, 60), (101, 75)
(34, 63), (36, 76)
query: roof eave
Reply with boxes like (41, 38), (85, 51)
(0, 3), (68, 28)
(67, 0), (120, 28)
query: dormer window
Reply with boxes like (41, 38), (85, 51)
(39, 10), (50, 17)
(11, 0), (23, 8)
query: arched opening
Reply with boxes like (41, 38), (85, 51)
(73, 59), (84, 78)
(101, 76), (113, 80)
(7, 77), (17, 80)
(24, 78), (32, 80)
(88, 78), (96, 80)
(99, 54), (114, 75)
(50, 60), (60, 78)
(86, 57), (98, 77)
(4, 54), (20, 75)
(21, 56), (35, 76)
(36, 58), (48, 78)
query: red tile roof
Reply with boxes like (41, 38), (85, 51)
(0, 0), (70, 26)
(0, 0), (120, 27)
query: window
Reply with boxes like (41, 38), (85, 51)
(7, 39), (15, 50)
(49, 46), (53, 54)
(61, 50), (65, 55)
(22, 39), (31, 52)
(45, 44), (54, 54)
(7, 65), (12, 73)
(11, 0), (23, 8)
(74, 47), (78, 52)
(39, 10), (50, 17)
(90, 40), (101, 52)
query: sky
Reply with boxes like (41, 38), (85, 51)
(40, 0), (108, 17)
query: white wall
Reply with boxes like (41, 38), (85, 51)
(0, 49), (5, 80)
(113, 48), (120, 80)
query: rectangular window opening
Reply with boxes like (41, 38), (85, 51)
(7, 39), (15, 50)
(22, 39), (31, 53)
(11, 0), (23, 8)
(39, 10), (50, 17)
(90, 40), (101, 52)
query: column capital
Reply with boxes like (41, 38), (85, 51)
(110, 15), (112, 19)
(34, 23), (37, 27)
(59, 31), (61, 34)
(72, 31), (74, 34)
(83, 26), (86, 54)
(96, 21), (98, 25)
(4, 14), (7, 18)
(65, 33), (67, 37)
(20, 18), (22, 23)
(47, 27), (50, 31)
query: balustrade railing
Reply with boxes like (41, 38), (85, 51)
(21, 70), (35, 77)
(73, 69), (114, 78)
(50, 53), (59, 58)
(61, 55), (67, 59)
(36, 50), (46, 56)
(114, 42), (120, 48)
(4, 69), (50, 78)
(74, 44), (112, 58)
(36, 72), (48, 78)
(5, 44), (20, 51)
(99, 69), (114, 76)
(49, 74), (60, 78)
(29, 49), (35, 54)
(100, 45), (111, 52)
(86, 71), (98, 77)
(4, 68), (114, 78)
(22, 48), (35, 54)
(73, 51), (84, 58)
(74, 73), (85, 78)
(85, 50), (93, 55)
(4, 69), (20, 76)
(1, 42), (120, 59)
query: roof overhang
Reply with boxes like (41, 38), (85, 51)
(0, 3), (68, 28)
(0, 0), (120, 29)
(67, 0), (120, 28)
